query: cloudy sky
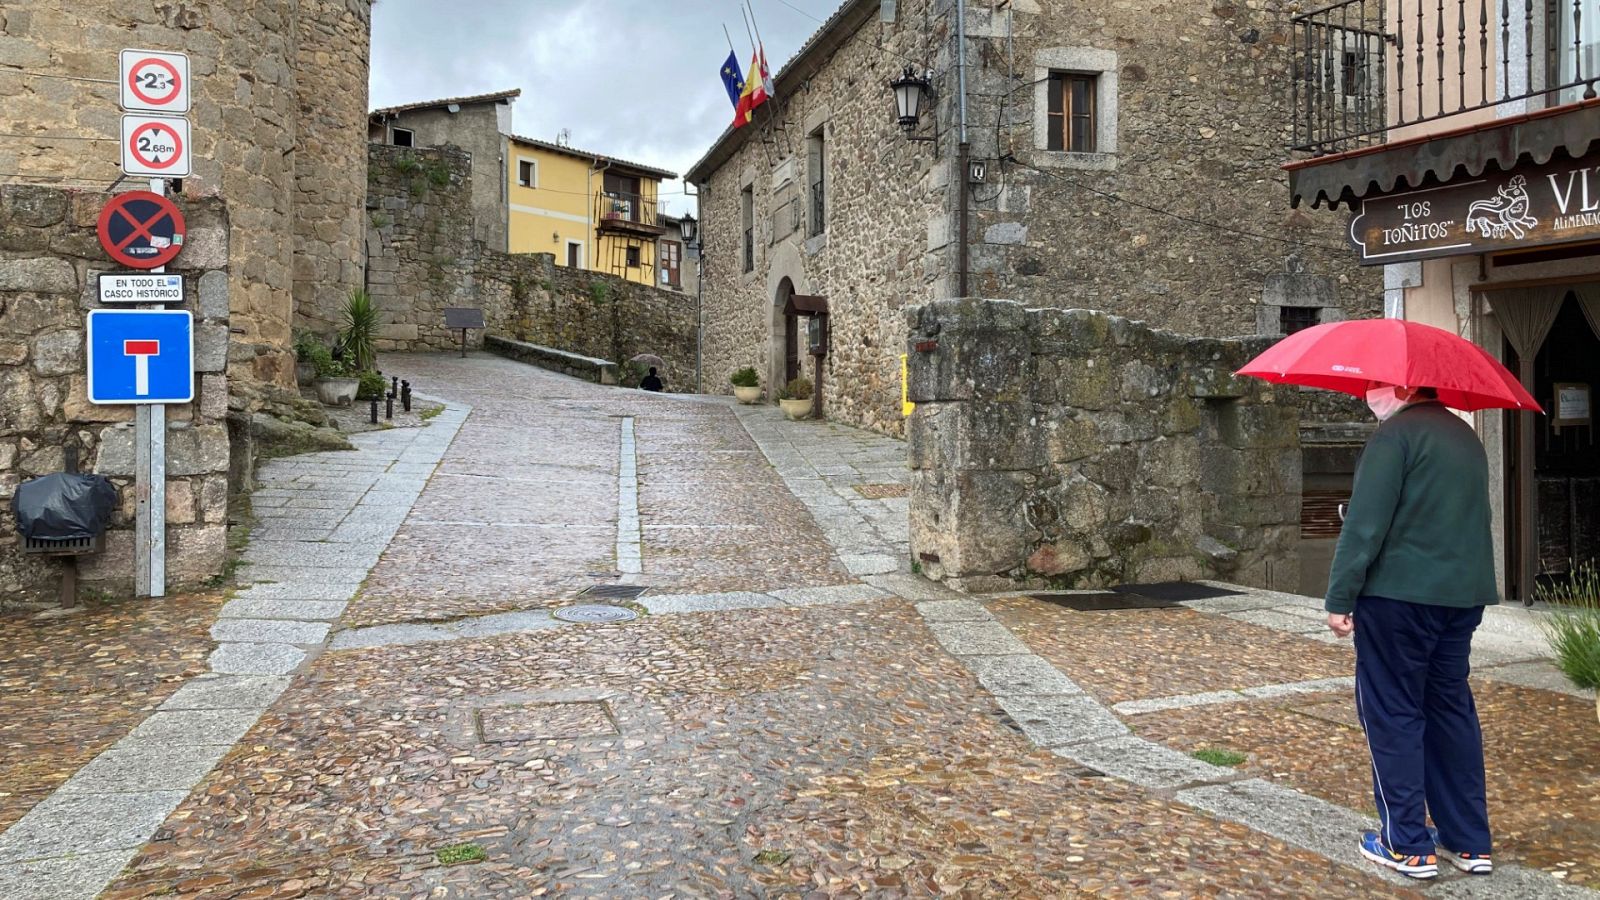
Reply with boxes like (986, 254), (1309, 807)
(370, 0), (832, 216)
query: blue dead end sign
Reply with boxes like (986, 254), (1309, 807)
(86, 309), (194, 405)
(97, 190), (186, 270)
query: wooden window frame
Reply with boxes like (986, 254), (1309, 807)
(390, 126), (414, 148)
(1047, 73), (1097, 153)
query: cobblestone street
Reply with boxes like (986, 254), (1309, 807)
(1, 355), (1594, 898)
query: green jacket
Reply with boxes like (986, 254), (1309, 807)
(1325, 402), (1500, 615)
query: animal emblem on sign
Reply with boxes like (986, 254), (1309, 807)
(1465, 175), (1539, 240)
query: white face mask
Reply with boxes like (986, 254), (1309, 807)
(1366, 386), (1409, 422)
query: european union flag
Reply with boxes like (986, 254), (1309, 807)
(720, 51), (745, 111)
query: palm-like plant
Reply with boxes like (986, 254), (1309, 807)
(339, 288), (379, 373)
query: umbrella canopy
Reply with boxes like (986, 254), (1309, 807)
(629, 353), (666, 371)
(1237, 318), (1542, 413)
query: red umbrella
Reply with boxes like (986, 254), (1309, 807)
(1237, 318), (1542, 412)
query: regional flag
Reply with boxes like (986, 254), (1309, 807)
(733, 47), (770, 128)
(720, 52), (745, 111)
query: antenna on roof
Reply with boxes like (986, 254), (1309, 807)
(557, 128), (571, 147)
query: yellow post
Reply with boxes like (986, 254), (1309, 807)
(901, 353), (915, 417)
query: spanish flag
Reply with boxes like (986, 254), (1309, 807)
(733, 45), (771, 128)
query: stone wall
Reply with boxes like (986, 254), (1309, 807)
(292, 0), (375, 336)
(367, 100), (510, 251)
(906, 299), (1302, 593)
(1, 186), (233, 608)
(365, 144), (696, 382)
(957, 1), (1377, 333)
(0, 0), (373, 395)
(689, 0), (1381, 438)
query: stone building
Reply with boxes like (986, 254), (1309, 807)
(685, 0), (1382, 437)
(1, 0), (373, 389)
(1, 1), (374, 603)
(367, 89), (519, 251)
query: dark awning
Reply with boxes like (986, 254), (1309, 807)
(1289, 100), (1600, 211)
(784, 294), (829, 316)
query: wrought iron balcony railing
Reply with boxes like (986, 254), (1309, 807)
(1293, 0), (1600, 156)
(595, 191), (664, 235)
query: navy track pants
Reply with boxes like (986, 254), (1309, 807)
(1353, 595), (1492, 857)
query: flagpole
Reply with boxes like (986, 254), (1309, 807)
(740, 3), (758, 56)
(723, 23), (736, 54)
(747, 0), (769, 70)
(743, 1), (781, 140)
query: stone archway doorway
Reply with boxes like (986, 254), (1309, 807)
(774, 277), (801, 392)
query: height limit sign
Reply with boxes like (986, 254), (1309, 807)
(121, 114), (190, 177)
(119, 49), (189, 113)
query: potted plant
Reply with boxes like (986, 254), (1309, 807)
(1537, 563), (1600, 724)
(293, 335), (320, 386)
(730, 366), (761, 404)
(778, 376), (814, 420)
(312, 351), (359, 406)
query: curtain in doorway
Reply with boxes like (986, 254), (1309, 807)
(1567, 283), (1600, 343)
(1484, 287), (1564, 360)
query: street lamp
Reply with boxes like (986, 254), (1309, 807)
(890, 66), (933, 133)
(679, 211), (697, 245)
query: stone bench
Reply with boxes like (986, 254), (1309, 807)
(484, 335), (618, 385)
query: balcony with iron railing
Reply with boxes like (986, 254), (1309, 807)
(1293, 0), (1600, 156)
(595, 190), (665, 237)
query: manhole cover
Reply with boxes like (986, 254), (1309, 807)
(554, 604), (639, 623)
(476, 701), (618, 743)
(853, 483), (909, 499)
(579, 584), (648, 600)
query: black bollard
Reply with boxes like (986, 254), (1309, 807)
(385, 396), (394, 419)
(369, 398), (378, 424)
(391, 375), (399, 397)
(401, 380), (412, 412)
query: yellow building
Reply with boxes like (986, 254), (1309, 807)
(506, 134), (677, 285)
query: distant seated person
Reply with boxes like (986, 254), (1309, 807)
(640, 366), (663, 392)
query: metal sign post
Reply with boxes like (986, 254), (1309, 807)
(138, 176), (168, 597)
(109, 47), (191, 599)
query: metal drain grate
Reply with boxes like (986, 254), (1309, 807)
(1030, 592), (1182, 611)
(554, 604), (639, 624)
(579, 584), (649, 600)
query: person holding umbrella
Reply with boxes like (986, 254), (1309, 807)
(1238, 319), (1541, 880)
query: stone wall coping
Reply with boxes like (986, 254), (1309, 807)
(484, 335), (619, 384)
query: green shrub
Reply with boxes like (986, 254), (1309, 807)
(338, 288), (379, 372)
(356, 369), (386, 401)
(782, 377), (813, 400)
(299, 340), (346, 379)
(1543, 607), (1600, 693)
(393, 155), (422, 176)
(730, 366), (759, 388)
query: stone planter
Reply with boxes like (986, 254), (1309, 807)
(315, 376), (360, 406)
(778, 398), (812, 420)
(295, 361), (316, 386)
(733, 385), (761, 404)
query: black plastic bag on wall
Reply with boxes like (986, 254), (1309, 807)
(11, 473), (119, 540)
